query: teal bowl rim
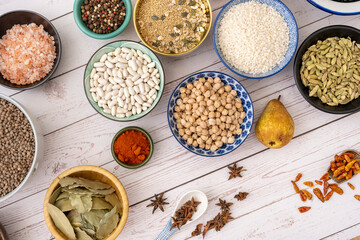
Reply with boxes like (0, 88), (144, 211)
(73, 0), (132, 39)
(83, 40), (165, 122)
(111, 126), (154, 169)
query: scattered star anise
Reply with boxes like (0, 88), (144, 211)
(234, 192), (249, 201)
(216, 198), (233, 211)
(146, 193), (169, 214)
(191, 224), (203, 237)
(170, 197), (201, 231)
(227, 163), (246, 180)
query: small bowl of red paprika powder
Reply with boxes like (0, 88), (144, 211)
(111, 126), (153, 169)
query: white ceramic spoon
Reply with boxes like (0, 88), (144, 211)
(155, 190), (208, 240)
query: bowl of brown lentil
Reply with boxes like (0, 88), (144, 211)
(73, 0), (132, 39)
(134, 0), (212, 56)
(0, 94), (43, 203)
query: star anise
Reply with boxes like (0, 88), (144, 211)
(170, 197), (201, 231)
(146, 193), (169, 214)
(228, 163), (246, 180)
(191, 224), (203, 237)
(234, 192), (249, 201)
(216, 198), (233, 212)
(221, 210), (234, 223)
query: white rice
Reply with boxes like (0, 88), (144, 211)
(218, 1), (290, 74)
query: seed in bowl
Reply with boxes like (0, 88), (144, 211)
(81, 0), (126, 34)
(89, 47), (161, 118)
(300, 37), (360, 106)
(0, 23), (56, 85)
(136, 0), (211, 54)
(218, 1), (289, 74)
(0, 98), (35, 197)
(174, 77), (245, 152)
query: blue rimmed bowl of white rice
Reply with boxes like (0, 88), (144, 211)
(213, 0), (298, 79)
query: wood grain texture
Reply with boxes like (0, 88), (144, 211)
(0, 0), (359, 240)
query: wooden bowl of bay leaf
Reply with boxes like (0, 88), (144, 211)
(43, 165), (129, 240)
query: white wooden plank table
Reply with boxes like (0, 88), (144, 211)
(0, 0), (360, 239)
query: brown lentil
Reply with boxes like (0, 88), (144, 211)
(81, 0), (126, 34)
(0, 98), (35, 197)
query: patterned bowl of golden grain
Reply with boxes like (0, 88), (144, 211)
(134, 0), (212, 56)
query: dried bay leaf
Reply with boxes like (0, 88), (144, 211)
(59, 177), (112, 190)
(74, 227), (93, 240)
(92, 197), (113, 210)
(105, 193), (122, 214)
(83, 210), (108, 231)
(69, 194), (92, 214)
(56, 192), (70, 201)
(46, 203), (76, 240)
(49, 187), (62, 204)
(96, 207), (119, 239)
(55, 198), (74, 212)
(62, 187), (94, 195)
(88, 188), (115, 195)
(67, 210), (82, 227)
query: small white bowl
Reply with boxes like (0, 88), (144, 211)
(0, 94), (43, 203)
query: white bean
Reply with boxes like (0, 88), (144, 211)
(139, 94), (147, 101)
(105, 92), (112, 100)
(147, 80), (155, 87)
(117, 98), (124, 107)
(91, 93), (98, 102)
(131, 96), (135, 105)
(126, 112), (132, 117)
(151, 68), (159, 76)
(143, 102), (151, 108)
(141, 73), (150, 79)
(137, 49), (143, 57)
(122, 47), (130, 53)
(104, 109), (111, 114)
(139, 83), (145, 93)
(126, 51), (133, 60)
(142, 106), (148, 111)
(98, 99), (106, 105)
(112, 68), (118, 77)
(143, 54), (151, 63)
(136, 107), (142, 114)
(152, 94), (156, 100)
(123, 69), (129, 77)
(111, 90), (119, 96)
(96, 67), (105, 72)
(91, 68), (96, 78)
(135, 102), (140, 108)
(117, 113), (126, 118)
(128, 86), (135, 96)
(132, 106), (137, 115)
(148, 88), (156, 97)
(134, 85), (140, 93)
(142, 65), (148, 73)
(106, 84), (113, 92)
(127, 67), (136, 76)
(134, 79), (143, 85)
(106, 68), (112, 76)
(109, 100), (117, 107)
(119, 88), (124, 97)
(128, 60), (138, 71)
(137, 68), (144, 76)
(147, 62), (155, 68)
(134, 95), (143, 104)
(124, 88), (130, 98)
(152, 76), (160, 85)
(147, 98), (154, 104)
(156, 73), (160, 78)
(104, 71), (109, 80)
(100, 54), (107, 63)
(125, 79), (134, 87)
(132, 74), (140, 82)
(113, 77), (122, 84)
(117, 70), (123, 79)
(155, 85), (160, 90)
(115, 48), (121, 56)
(144, 83), (150, 93)
(96, 88), (104, 97)
(117, 58), (128, 64)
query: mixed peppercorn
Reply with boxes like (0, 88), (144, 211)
(81, 0), (126, 34)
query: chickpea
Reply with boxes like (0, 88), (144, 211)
(216, 136), (222, 141)
(185, 129), (191, 135)
(230, 125), (236, 131)
(225, 123), (230, 129)
(215, 141), (223, 147)
(190, 126), (196, 133)
(230, 90), (237, 96)
(178, 129), (185, 136)
(226, 116), (232, 124)
(192, 134), (198, 139)
(200, 121), (207, 129)
(210, 95), (217, 101)
(187, 83), (194, 89)
(180, 87), (186, 93)
(228, 136), (235, 144)
(204, 90), (211, 98)
(229, 109), (235, 116)
(198, 106), (205, 113)
(214, 77), (221, 83)
(174, 112), (180, 119)
(204, 82), (211, 89)
(202, 129), (209, 136)
(201, 115), (207, 121)
(182, 97), (189, 103)
(208, 118), (216, 125)
(236, 128), (243, 135)
(208, 105), (215, 112)
(226, 97), (232, 103)
(183, 134), (189, 140)
(190, 93), (196, 99)
(218, 87), (225, 94)
(197, 138), (204, 145)
(206, 99), (213, 106)
(201, 135), (208, 141)
(193, 103), (199, 110)
(176, 99), (183, 105)
(227, 131), (233, 137)
(196, 96), (204, 102)
(177, 123), (182, 129)
(221, 99), (226, 106)
(200, 85), (206, 93)
(205, 144), (211, 150)
(199, 77), (206, 83)
(180, 104), (186, 110)
(175, 106), (181, 112)
(240, 111), (246, 119)
(206, 138), (212, 145)
(213, 83), (221, 91)
(187, 138), (193, 145)
(235, 102), (242, 109)
(218, 106), (224, 112)
(215, 111), (221, 118)
(199, 101), (206, 106)
(220, 116), (226, 122)
(185, 104), (191, 111)
(220, 123), (226, 130)
(186, 88), (191, 95)
(212, 125), (219, 133)
(208, 77), (214, 83)
(196, 126), (202, 132)
(203, 110), (209, 116)
(209, 111), (215, 119)
(199, 143), (205, 149)
(214, 100), (221, 108)
(222, 136), (228, 144)
(211, 135), (217, 140)
(222, 109), (228, 116)
(225, 85), (232, 92)
(210, 145), (218, 151)
(192, 141), (199, 147)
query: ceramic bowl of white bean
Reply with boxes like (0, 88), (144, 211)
(84, 40), (165, 121)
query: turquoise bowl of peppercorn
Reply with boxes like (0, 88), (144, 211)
(73, 0), (132, 39)
(111, 126), (154, 169)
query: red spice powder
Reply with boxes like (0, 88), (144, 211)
(113, 130), (150, 165)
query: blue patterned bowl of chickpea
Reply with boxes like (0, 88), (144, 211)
(167, 71), (254, 157)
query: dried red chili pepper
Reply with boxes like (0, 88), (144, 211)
(348, 182), (355, 190)
(291, 181), (300, 194)
(294, 173), (302, 182)
(302, 189), (313, 200)
(303, 181), (314, 187)
(324, 190), (334, 201)
(320, 173), (330, 181)
(329, 184), (344, 195)
(315, 180), (323, 186)
(298, 206), (311, 213)
(323, 181), (329, 195)
(355, 195), (360, 201)
(299, 190), (307, 202)
(313, 188), (324, 202)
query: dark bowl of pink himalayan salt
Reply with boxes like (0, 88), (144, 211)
(0, 10), (62, 90)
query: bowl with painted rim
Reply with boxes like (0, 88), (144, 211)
(0, 10), (62, 90)
(111, 126), (154, 169)
(73, 0), (132, 39)
(293, 25), (360, 114)
(167, 71), (254, 157)
(0, 94), (44, 203)
(84, 40), (165, 122)
(306, 0), (360, 15)
(133, 0), (212, 56)
(213, 0), (298, 79)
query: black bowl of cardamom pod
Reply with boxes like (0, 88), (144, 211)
(294, 25), (360, 114)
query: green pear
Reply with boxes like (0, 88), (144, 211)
(255, 96), (294, 148)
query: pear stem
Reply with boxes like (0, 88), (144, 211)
(277, 95), (281, 101)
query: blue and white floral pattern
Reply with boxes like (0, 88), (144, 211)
(167, 71), (254, 157)
(213, 0), (298, 79)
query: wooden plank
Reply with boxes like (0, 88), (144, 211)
(323, 223), (360, 240)
(1, 111), (359, 239)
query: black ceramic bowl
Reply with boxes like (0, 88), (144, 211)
(0, 10), (62, 90)
(294, 25), (360, 114)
